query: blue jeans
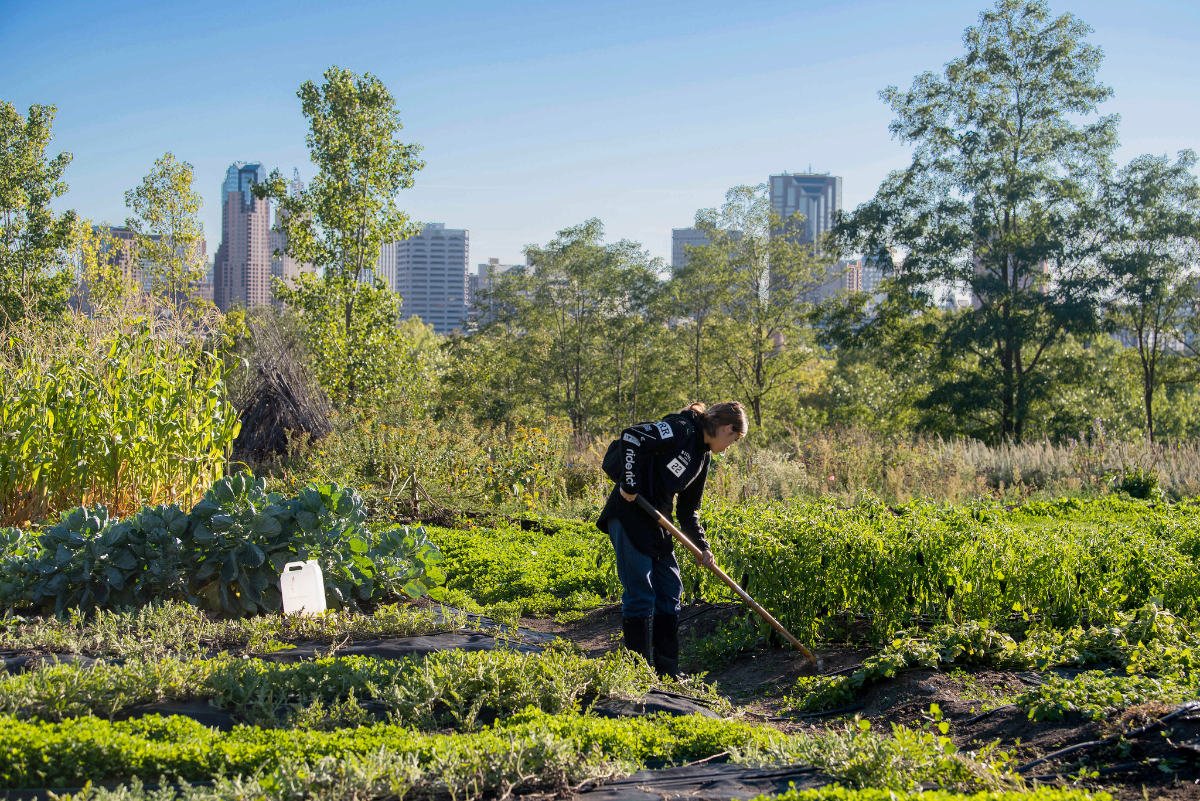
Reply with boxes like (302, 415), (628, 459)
(608, 516), (682, 617)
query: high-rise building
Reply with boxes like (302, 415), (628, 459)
(269, 173), (315, 295)
(468, 257), (521, 325)
(770, 171), (851, 303)
(214, 162), (271, 311)
(195, 262), (214, 304)
(372, 240), (399, 290)
(860, 247), (890, 297)
(807, 258), (875, 303)
(393, 223), (468, 334)
(103, 226), (150, 291)
(769, 172), (842, 247)
(671, 227), (711, 270)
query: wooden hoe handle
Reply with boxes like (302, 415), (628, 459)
(634, 495), (817, 664)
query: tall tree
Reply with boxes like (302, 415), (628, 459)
(0, 101), (76, 325)
(1103, 151), (1200, 442)
(667, 232), (733, 398)
(73, 219), (136, 314)
(690, 185), (829, 428)
(258, 66), (424, 404)
(835, 0), (1116, 442)
(815, 282), (946, 435)
(124, 152), (207, 308)
(523, 220), (664, 436)
(273, 273), (416, 410)
(471, 221), (667, 436)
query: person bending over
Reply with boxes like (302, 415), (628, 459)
(597, 401), (748, 678)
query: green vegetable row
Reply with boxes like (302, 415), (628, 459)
(0, 648), (726, 728)
(0, 601), (468, 660)
(695, 495), (1200, 640)
(788, 602), (1200, 712)
(751, 790), (1108, 801)
(1, 709), (1026, 794)
(429, 517), (619, 621)
(0, 710), (786, 789)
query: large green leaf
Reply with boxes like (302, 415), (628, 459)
(238, 543), (266, 568)
(252, 514), (281, 537)
(220, 552), (240, 583)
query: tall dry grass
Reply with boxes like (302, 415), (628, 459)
(709, 427), (1200, 503)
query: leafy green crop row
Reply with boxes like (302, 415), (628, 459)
(696, 495), (1200, 641)
(1016, 670), (1195, 722)
(0, 601), (468, 660)
(429, 517), (619, 621)
(0, 474), (445, 616)
(0, 710), (787, 789)
(0, 709), (1026, 794)
(788, 602), (1200, 712)
(427, 496), (1200, 637)
(0, 648), (727, 728)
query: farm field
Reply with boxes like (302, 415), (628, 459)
(2, 487), (1199, 800)
(8, 0), (1200, 797)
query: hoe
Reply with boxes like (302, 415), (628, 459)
(635, 495), (820, 668)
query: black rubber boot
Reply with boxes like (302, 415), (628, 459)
(652, 613), (680, 679)
(621, 617), (653, 664)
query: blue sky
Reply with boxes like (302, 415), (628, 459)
(3, 0), (1198, 268)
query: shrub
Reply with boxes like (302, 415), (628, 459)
(1115, 466), (1160, 500)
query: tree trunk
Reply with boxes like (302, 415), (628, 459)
(1144, 380), (1155, 444)
(344, 289), (356, 403)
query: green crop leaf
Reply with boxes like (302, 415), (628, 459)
(220, 552), (239, 583)
(252, 515), (281, 537)
(238, 543), (266, 568)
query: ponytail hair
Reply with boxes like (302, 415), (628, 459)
(682, 400), (749, 437)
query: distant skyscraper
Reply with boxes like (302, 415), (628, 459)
(393, 223), (468, 334)
(373, 240), (399, 290)
(671, 227), (710, 270)
(468, 257), (521, 325)
(860, 247), (890, 297)
(807, 258), (871, 304)
(768, 172), (842, 247)
(102, 226), (150, 291)
(269, 172), (314, 295)
(214, 162), (271, 311)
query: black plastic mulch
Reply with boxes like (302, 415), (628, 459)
(571, 763), (830, 800)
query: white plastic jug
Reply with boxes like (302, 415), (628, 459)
(280, 560), (327, 615)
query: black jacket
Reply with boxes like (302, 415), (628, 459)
(596, 409), (711, 559)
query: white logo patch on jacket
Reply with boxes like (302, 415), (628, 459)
(666, 457), (687, 477)
(655, 422), (673, 439)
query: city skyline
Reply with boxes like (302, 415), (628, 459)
(3, 0), (1198, 267)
